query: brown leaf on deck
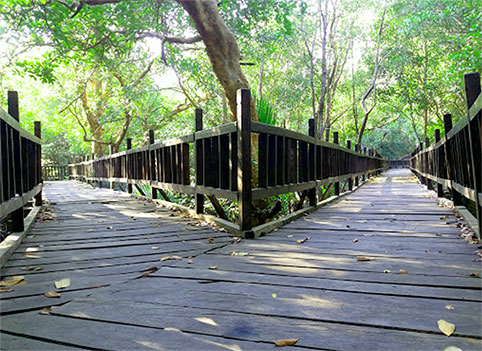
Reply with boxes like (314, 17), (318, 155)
(274, 338), (299, 347)
(0, 288), (13, 293)
(469, 272), (480, 278)
(160, 256), (183, 262)
(40, 307), (52, 315)
(0, 276), (25, 287)
(45, 291), (61, 298)
(356, 257), (373, 262)
(296, 237), (310, 244)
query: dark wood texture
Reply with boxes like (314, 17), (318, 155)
(411, 73), (481, 238)
(67, 88), (385, 234)
(237, 89), (252, 234)
(0, 92), (42, 229)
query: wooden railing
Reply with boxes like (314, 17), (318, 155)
(0, 91), (42, 232)
(410, 73), (481, 238)
(43, 165), (69, 180)
(70, 89), (387, 237)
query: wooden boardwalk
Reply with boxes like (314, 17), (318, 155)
(1, 169), (481, 350)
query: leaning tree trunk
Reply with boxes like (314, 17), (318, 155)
(177, 0), (258, 122)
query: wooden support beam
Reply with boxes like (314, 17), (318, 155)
(149, 129), (157, 199)
(134, 184), (146, 197)
(308, 118), (316, 206)
(34, 121), (42, 206)
(333, 132), (340, 196)
(237, 89), (253, 237)
(8, 91), (24, 232)
(126, 138), (133, 194)
(434, 129), (444, 198)
(194, 108), (204, 214)
(464, 72), (481, 239)
(207, 194), (228, 220)
(158, 189), (170, 202)
(346, 140), (353, 191)
(354, 144), (359, 186)
(443, 114), (462, 206)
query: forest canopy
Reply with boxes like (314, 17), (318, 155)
(0, 0), (480, 163)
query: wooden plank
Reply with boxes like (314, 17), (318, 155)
(0, 332), (82, 350)
(1, 312), (281, 351)
(52, 300), (481, 351)
(78, 277), (482, 338)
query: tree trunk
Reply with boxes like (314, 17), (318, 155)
(177, 0), (258, 122)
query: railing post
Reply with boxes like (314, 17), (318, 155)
(347, 140), (353, 190)
(237, 89), (253, 237)
(126, 138), (133, 194)
(308, 118), (317, 206)
(434, 129), (443, 197)
(464, 72), (481, 238)
(148, 129), (157, 199)
(109, 144), (115, 190)
(354, 144), (359, 187)
(418, 142), (426, 185)
(333, 132), (340, 195)
(8, 91), (24, 232)
(425, 137), (434, 190)
(195, 108), (204, 214)
(443, 113), (462, 206)
(34, 121), (42, 206)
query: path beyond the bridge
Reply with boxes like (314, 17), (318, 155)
(1, 169), (481, 350)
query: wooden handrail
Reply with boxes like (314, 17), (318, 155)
(0, 91), (42, 232)
(410, 72), (481, 238)
(69, 89), (387, 237)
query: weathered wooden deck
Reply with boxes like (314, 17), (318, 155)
(1, 169), (481, 350)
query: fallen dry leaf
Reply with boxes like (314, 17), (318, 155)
(438, 319), (455, 336)
(21, 266), (42, 271)
(443, 346), (462, 351)
(207, 237), (214, 243)
(160, 256), (183, 262)
(445, 305), (455, 311)
(40, 307), (52, 315)
(187, 257), (194, 264)
(23, 253), (41, 259)
(383, 270), (391, 273)
(208, 266), (217, 270)
(45, 291), (61, 298)
(296, 237), (311, 244)
(352, 239), (359, 243)
(0, 288), (13, 293)
(54, 278), (71, 289)
(274, 338), (299, 347)
(231, 251), (249, 256)
(399, 269), (407, 274)
(356, 257), (373, 262)
(151, 246), (160, 250)
(0, 276), (25, 287)
(140, 266), (158, 272)
(469, 272), (480, 278)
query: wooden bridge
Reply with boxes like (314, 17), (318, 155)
(0, 74), (481, 349)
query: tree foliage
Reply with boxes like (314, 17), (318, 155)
(0, 0), (480, 162)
